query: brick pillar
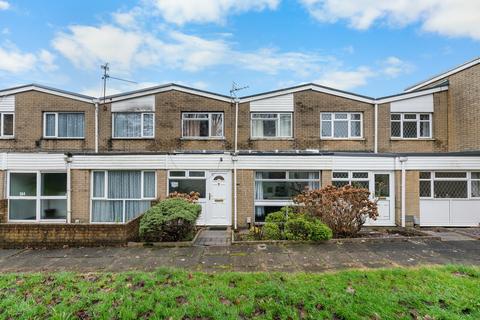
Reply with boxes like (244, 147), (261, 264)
(0, 170), (6, 223)
(157, 170), (168, 200)
(321, 170), (332, 187)
(236, 170), (254, 228)
(71, 170), (91, 223)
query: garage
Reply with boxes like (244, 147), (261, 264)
(419, 171), (480, 226)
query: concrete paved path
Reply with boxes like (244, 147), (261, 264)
(0, 239), (479, 273)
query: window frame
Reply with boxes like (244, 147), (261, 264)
(320, 112), (363, 139)
(250, 112), (293, 139)
(90, 170), (157, 224)
(167, 170), (207, 199)
(419, 171), (479, 200)
(181, 112), (224, 139)
(253, 170), (320, 223)
(43, 112), (85, 139)
(331, 171), (370, 188)
(0, 112), (14, 138)
(7, 170), (68, 223)
(111, 112), (155, 139)
(390, 113), (432, 139)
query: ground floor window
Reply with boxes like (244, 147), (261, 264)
(168, 170), (206, 198)
(419, 171), (480, 199)
(254, 171), (320, 222)
(91, 170), (156, 223)
(332, 171), (370, 189)
(8, 171), (67, 221)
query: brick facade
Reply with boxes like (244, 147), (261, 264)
(236, 169), (254, 228)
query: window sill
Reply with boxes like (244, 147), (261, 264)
(111, 137), (155, 140)
(321, 138), (365, 141)
(0, 137), (15, 140)
(42, 137), (85, 140)
(180, 137), (226, 141)
(390, 138), (435, 141)
(250, 138), (294, 141)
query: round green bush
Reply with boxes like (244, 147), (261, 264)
(139, 198), (202, 242)
(308, 220), (333, 241)
(284, 217), (311, 241)
(262, 222), (282, 240)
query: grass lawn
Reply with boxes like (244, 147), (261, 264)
(0, 265), (479, 319)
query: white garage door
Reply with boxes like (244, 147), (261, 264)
(419, 171), (480, 226)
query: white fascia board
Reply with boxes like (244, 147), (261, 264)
(403, 156), (480, 170)
(0, 85), (94, 104)
(376, 85), (449, 104)
(241, 84), (375, 104)
(105, 85), (232, 104)
(405, 58), (480, 92)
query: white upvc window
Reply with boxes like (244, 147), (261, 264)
(44, 112), (85, 138)
(8, 171), (67, 222)
(391, 113), (432, 139)
(331, 171), (370, 189)
(112, 112), (154, 138)
(0, 113), (14, 138)
(168, 170), (207, 198)
(320, 112), (362, 139)
(419, 171), (480, 199)
(251, 113), (292, 138)
(91, 170), (156, 223)
(182, 112), (224, 139)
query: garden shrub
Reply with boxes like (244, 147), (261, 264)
(294, 185), (378, 238)
(139, 198), (201, 242)
(264, 206), (296, 227)
(262, 222), (282, 240)
(284, 217), (332, 241)
(308, 220), (333, 241)
(168, 191), (200, 203)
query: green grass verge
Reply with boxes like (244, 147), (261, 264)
(0, 265), (479, 319)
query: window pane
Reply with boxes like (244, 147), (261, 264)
(391, 114), (401, 121)
(419, 172), (431, 179)
(351, 113), (361, 120)
(279, 114), (292, 137)
(143, 171), (155, 198)
(189, 171), (205, 177)
(211, 114), (223, 137)
(321, 113), (331, 120)
(472, 172), (480, 179)
(262, 120), (277, 137)
(350, 121), (361, 137)
(3, 114), (13, 136)
(45, 114), (56, 136)
(434, 181), (467, 198)
(335, 113), (348, 119)
(183, 119), (208, 137)
(404, 114), (417, 120)
(391, 121), (401, 137)
(169, 171), (186, 177)
(41, 199), (67, 220)
(403, 121), (417, 138)
(93, 171), (105, 198)
(257, 171), (286, 179)
(108, 171), (141, 199)
(352, 181), (369, 189)
(352, 172), (368, 179)
(420, 114), (430, 120)
(332, 180), (349, 188)
(169, 179), (206, 198)
(184, 113), (208, 119)
(420, 121), (430, 137)
(374, 174), (389, 197)
(10, 173), (36, 196)
(321, 121), (331, 137)
(420, 181), (431, 197)
(435, 172), (467, 178)
(256, 181), (311, 200)
(143, 113), (154, 137)
(333, 120), (348, 138)
(9, 199), (36, 220)
(58, 113), (84, 138)
(252, 113), (277, 119)
(41, 173), (67, 196)
(332, 172), (348, 179)
(92, 200), (123, 222)
(251, 119), (263, 137)
(472, 181), (480, 198)
(113, 113), (141, 138)
(126, 200), (151, 221)
(289, 171), (319, 180)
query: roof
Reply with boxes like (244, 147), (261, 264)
(0, 83), (95, 103)
(405, 57), (480, 92)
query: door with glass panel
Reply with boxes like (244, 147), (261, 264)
(206, 172), (230, 225)
(366, 172), (394, 226)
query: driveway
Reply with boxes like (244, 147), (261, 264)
(0, 239), (479, 273)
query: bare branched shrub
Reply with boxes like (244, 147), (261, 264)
(168, 192), (200, 203)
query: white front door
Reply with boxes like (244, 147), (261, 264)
(365, 172), (395, 226)
(205, 171), (231, 226)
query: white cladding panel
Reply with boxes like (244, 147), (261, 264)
(166, 154), (232, 170)
(250, 94), (294, 112)
(2, 153), (66, 170)
(236, 155), (333, 170)
(71, 155), (166, 169)
(390, 94), (433, 112)
(111, 95), (155, 112)
(404, 157), (480, 170)
(0, 95), (14, 112)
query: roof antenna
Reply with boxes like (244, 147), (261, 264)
(101, 63), (137, 103)
(229, 81), (248, 101)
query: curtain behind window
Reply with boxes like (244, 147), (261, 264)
(143, 172), (155, 198)
(255, 172), (264, 200)
(125, 200), (151, 221)
(114, 113), (141, 137)
(211, 114), (223, 137)
(58, 113), (84, 137)
(92, 200), (123, 222)
(45, 114), (56, 136)
(108, 171), (141, 199)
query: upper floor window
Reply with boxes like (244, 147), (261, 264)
(0, 113), (14, 138)
(182, 112), (223, 139)
(113, 112), (154, 138)
(251, 113), (292, 138)
(391, 113), (431, 139)
(321, 112), (362, 139)
(44, 112), (84, 138)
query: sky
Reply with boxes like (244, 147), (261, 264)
(0, 0), (479, 98)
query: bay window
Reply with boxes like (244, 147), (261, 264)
(391, 113), (431, 139)
(112, 112), (154, 138)
(251, 113), (292, 138)
(44, 112), (84, 138)
(168, 170), (206, 198)
(0, 113), (14, 137)
(419, 171), (480, 199)
(321, 112), (362, 139)
(8, 172), (67, 221)
(182, 112), (223, 138)
(254, 171), (319, 222)
(91, 170), (156, 223)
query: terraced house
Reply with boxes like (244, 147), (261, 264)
(1, 57), (480, 239)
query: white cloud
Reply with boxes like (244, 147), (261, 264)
(381, 56), (413, 78)
(300, 0), (480, 40)
(38, 50), (58, 72)
(0, 1), (10, 10)
(150, 0), (279, 25)
(314, 67), (374, 90)
(0, 46), (36, 73)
